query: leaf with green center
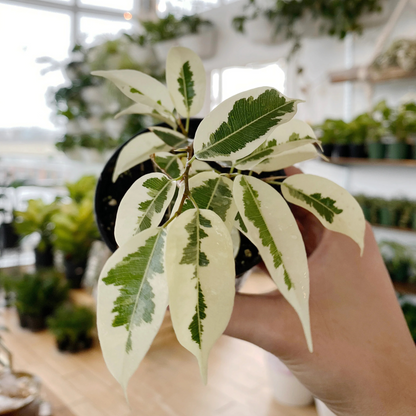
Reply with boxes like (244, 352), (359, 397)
(234, 212), (248, 234)
(154, 152), (184, 179)
(282, 174), (365, 254)
(166, 209), (235, 383)
(235, 119), (320, 170)
(112, 132), (171, 182)
(149, 126), (189, 148)
(233, 175), (312, 352)
(115, 103), (176, 128)
(188, 160), (213, 177)
(171, 172), (237, 231)
(194, 87), (300, 162)
(97, 227), (168, 394)
(115, 173), (175, 247)
(92, 69), (174, 119)
(166, 47), (206, 118)
(252, 144), (317, 174)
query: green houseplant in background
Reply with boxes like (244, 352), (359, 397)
(47, 304), (95, 353)
(14, 199), (59, 268)
(380, 241), (414, 283)
(91, 46), (365, 395)
(401, 301), (416, 343)
(319, 119), (351, 157)
(13, 269), (69, 332)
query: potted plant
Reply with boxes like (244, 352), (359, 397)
(354, 195), (371, 221)
(91, 46), (366, 395)
(52, 198), (99, 288)
(330, 119), (351, 157)
(13, 199), (59, 268)
(142, 14), (216, 62)
(13, 269), (69, 332)
(380, 241), (412, 283)
(47, 304), (95, 353)
(378, 199), (401, 227)
(316, 119), (335, 157)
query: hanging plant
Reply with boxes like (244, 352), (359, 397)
(92, 46), (365, 395)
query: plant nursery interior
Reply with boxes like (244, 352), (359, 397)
(2, 0), (416, 415)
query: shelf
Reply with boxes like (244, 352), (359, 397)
(329, 66), (416, 84)
(326, 157), (416, 167)
(394, 282), (416, 295)
(372, 225), (416, 234)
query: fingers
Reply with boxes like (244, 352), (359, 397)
(285, 166), (303, 176)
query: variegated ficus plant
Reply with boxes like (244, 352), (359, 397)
(93, 47), (365, 395)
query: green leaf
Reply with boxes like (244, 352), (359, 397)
(235, 212), (248, 234)
(282, 174), (365, 255)
(149, 126), (189, 148)
(97, 228), (168, 393)
(112, 132), (170, 182)
(233, 175), (312, 352)
(234, 139), (277, 170)
(166, 47), (206, 118)
(115, 173), (175, 247)
(194, 87), (300, 162)
(154, 152), (184, 179)
(166, 209), (235, 383)
(171, 172), (237, 231)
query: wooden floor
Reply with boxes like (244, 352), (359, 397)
(1, 271), (318, 416)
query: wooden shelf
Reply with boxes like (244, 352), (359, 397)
(329, 66), (416, 84)
(394, 282), (416, 295)
(326, 157), (416, 167)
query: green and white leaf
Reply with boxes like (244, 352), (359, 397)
(115, 103), (176, 128)
(115, 173), (175, 247)
(166, 47), (206, 118)
(194, 87), (300, 162)
(234, 211), (248, 234)
(230, 226), (241, 258)
(149, 126), (189, 148)
(188, 160), (213, 177)
(233, 175), (312, 352)
(171, 172), (237, 232)
(112, 132), (170, 182)
(252, 143), (318, 173)
(97, 227), (168, 393)
(235, 119), (320, 170)
(154, 152), (185, 179)
(282, 174), (365, 255)
(165, 209), (235, 383)
(92, 69), (174, 116)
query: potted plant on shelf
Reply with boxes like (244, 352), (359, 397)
(52, 197), (99, 288)
(315, 119), (335, 157)
(330, 119), (351, 158)
(378, 199), (401, 227)
(13, 269), (69, 332)
(13, 199), (59, 268)
(354, 195), (371, 221)
(380, 241), (413, 283)
(142, 14), (216, 62)
(91, 46), (365, 395)
(47, 304), (95, 353)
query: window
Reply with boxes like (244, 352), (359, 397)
(211, 63), (286, 110)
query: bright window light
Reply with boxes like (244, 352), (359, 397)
(79, 0), (134, 11)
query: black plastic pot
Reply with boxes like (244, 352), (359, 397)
(56, 333), (93, 353)
(349, 144), (366, 158)
(64, 258), (87, 289)
(367, 142), (385, 159)
(0, 223), (20, 250)
(18, 311), (46, 332)
(95, 118), (286, 277)
(34, 245), (54, 268)
(385, 143), (408, 160)
(321, 144), (333, 158)
(332, 144), (349, 158)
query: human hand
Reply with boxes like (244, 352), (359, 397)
(225, 167), (416, 416)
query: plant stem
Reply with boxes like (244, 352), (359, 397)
(229, 166), (235, 175)
(267, 181), (284, 185)
(177, 118), (187, 137)
(185, 116), (190, 134)
(162, 212), (178, 229)
(150, 153), (173, 179)
(262, 175), (287, 182)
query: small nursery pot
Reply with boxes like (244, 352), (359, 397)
(385, 143), (408, 160)
(412, 144), (416, 160)
(0, 223), (20, 250)
(332, 144), (349, 158)
(34, 245), (54, 268)
(367, 142), (385, 159)
(321, 144), (333, 158)
(56, 333), (93, 353)
(349, 144), (366, 158)
(379, 207), (397, 227)
(95, 118), (286, 278)
(18, 311), (46, 332)
(64, 258), (87, 289)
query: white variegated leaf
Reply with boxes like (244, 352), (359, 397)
(166, 47), (206, 118)
(171, 172), (237, 232)
(115, 103), (176, 128)
(233, 175), (312, 352)
(189, 160), (214, 177)
(282, 174), (365, 255)
(97, 228), (168, 393)
(154, 152), (185, 179)
(165, 209), (235, 383)
(230, 226), (241, 258)
(92, 69), (174, 115)
(252, 143), (318, 173)
(149, 126), (189, 148)
(112, 132), (170, 182)
(194, 87), (300, 162)
(235, 119), (320, 170)
(115, 173), (175, 247)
